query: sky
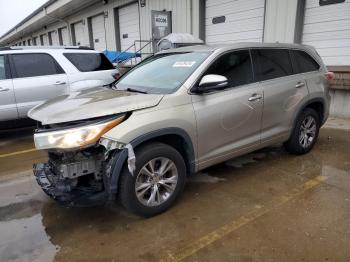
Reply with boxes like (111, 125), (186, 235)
(0, 0), (48, 37)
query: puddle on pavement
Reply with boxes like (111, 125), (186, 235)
(0, 128), (349, 261)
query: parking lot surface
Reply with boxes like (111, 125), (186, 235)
(0, 120), (350, 262)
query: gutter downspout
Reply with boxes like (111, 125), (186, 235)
(43, 7), (72, 45)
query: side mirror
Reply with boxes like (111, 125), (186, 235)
(197, 74), (228, 92)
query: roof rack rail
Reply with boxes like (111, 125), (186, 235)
(0, 46), (94, 50)
(64, 46), (93, 50)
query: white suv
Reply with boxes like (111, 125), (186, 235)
(0, 46), (117, 128)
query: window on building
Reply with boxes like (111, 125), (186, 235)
(319, 0), (345, 6)
(12, 53), (64, 78)
(204, 50), (254, 88)
(0, 56), (6, 80)
(290, 50), (320, 74)
(63, 53), (114, 72)
(251, 49), (293, 81)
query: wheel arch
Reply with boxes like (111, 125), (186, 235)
(288, 97), (326, 141)
(108, 128), (195, 197)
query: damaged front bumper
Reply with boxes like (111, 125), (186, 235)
(34, 163), (108, 206)
(32, 140), (135, 207)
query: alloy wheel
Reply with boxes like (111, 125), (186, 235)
(135, 157), (178, 207)
(299, 115), (317, 148)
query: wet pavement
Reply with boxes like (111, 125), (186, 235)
(0, 122), (350, 261)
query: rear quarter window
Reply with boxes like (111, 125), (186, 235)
(64, 53), (114, 72)
(290, 50), (320, 74)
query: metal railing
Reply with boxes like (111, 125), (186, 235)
(115, 39), (154, 68)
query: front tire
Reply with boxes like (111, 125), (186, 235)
(284, 108), (320, 155)
(119, 142), (186, 217)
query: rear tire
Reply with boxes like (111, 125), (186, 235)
(284, 108), (320, 155)
(119, 142), (186, 217)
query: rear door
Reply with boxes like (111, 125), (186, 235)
(251, 48), (309, 141)
(0, 54), (18, 121)
(10, 53), (69, 118)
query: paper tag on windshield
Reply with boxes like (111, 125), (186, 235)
(173, 61), (196, 67)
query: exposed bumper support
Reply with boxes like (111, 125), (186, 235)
(34, 163), (107, 207)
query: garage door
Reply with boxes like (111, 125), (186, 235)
(40, 34), (48, 46)
(73, 21), (88, 46)
(91, 14), (106, 51)
(302, 0), (350, 66)
(118, 3), (140, 51)
(205, 0), (265, 44)
(59, 27), (69, 45)
(49, 31), (60, 46)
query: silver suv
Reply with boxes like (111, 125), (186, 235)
(29, 43), (332, 217)
(0, 46), (117, 128)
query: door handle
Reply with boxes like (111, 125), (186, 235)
(295, 82), (305, 88)
(55, 81), (66, 85)
(0, 87), (9, 92)
(248, 94), (263, 102)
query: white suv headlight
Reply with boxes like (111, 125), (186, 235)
(34, 115), (125, 150)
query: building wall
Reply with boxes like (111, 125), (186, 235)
(7, 0), (199, 52)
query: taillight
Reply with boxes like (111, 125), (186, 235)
(325, 71), (335, 81)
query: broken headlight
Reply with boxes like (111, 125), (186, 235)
(34, 115), (125, 150)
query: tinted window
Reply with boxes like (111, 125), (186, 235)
(252, 49), (293, 81)
(205, 50), (253, 87)
(12, 53), (64, 78)
(0, 56), (6, 80)
(291, 50), (320, 74)
(64, 53), (114, 72)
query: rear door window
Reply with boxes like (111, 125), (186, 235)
(11, 53), (64, 78)
(290, 50), (320, 74)
(251, 49), (293, 81)
(64, 53), (114, 72)
(204, 49), (254, 88)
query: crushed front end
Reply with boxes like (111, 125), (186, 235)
(32, 114), (128, 207)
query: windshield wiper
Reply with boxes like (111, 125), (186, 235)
(126, 87), (148, 94)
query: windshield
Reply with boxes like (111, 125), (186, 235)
(115, 52), (210, 94)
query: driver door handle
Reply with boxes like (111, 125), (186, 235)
(55, 81), (66, 85)
(295, 82), (305, 88)
(0, 87), (9, 92)
(248, 93), (263, 102)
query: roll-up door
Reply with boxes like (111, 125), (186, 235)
(40, 34), (48, 46)
(48, 31), (60, 46)
(58, 27), (69, 45)
(73, 21), (88, 46)
(205, 0), (265, 44)
(91, 14), (107, 51)
(302, 0), (350, 65)
(118, 3), (140, 51)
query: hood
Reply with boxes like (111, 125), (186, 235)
(28, 87), (164, 125)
